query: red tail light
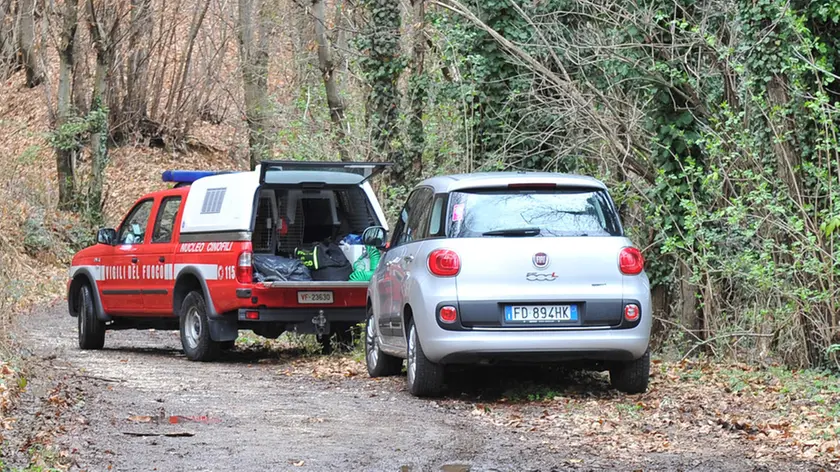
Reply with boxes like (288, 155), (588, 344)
(245, 310), (260, 320)
(619, 247), (644, 275)
(624, 304), (640, 322)
(439, 306), (458, 323)
(428, 249), (460, 277)
(236, 249), (253, 283)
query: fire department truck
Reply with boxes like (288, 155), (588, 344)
(67, 161), (391, 361)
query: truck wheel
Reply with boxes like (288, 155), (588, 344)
(77, 284), (105, 350)
(406, 320), (444, 397)
(179, 291), (220, 362)
(365, 309), (401, 377)
(609, 349), (650, 394)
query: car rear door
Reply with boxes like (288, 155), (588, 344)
(102, 198), (155, 314)
(142, 195), (183, 314)
(445, 185), (629, 328)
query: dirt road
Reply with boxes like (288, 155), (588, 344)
(2, 302), (829, 472)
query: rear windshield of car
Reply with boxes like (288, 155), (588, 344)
(446, 187), (622, 238)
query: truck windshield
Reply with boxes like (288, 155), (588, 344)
(447, 188), (622, 238)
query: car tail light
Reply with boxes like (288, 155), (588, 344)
(624, 304), (640, 322)
(237, 250), (253, 283)
(439, 306), (458, 324)
(428, 249), (460, 277)
(245, 310), (259, 320)
(619, 247), (644, 275)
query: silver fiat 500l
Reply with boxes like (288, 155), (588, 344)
(362, 172), (652, 397)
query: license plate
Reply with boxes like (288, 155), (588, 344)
(297, 291), (334, 304)
(504, 305), (578, 323)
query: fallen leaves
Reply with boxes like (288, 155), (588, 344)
(460, 361), (840, 467)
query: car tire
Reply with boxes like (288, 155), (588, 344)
(406, 320), (444, 397)
(179, 291), (220, 362)
(365, 309), (402, 377)
(77, 284), (105, 350)
(609, 349), (650, 394)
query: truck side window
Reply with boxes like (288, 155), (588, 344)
(152, 197), (182, 244)
(117, 200), (154, 245)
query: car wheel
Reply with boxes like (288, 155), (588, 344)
(77, 284), (105, 350)
(179, 291), (220, 362)
(406, 320), (444, 397)
(365, 308), (401, 377)
(609, 349), (650, 394)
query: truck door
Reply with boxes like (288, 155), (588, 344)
(142, 196), (183, 314)
(102, 199), (154, 313)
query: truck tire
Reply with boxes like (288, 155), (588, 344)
(609, 349), (650, 394)
(77, 284), (105, 350)
(179, 291), (220, 362)
(365, 309), (401, 377)
(406, 320), (444, 397)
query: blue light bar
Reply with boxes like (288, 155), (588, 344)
(161, 170), (225, 184)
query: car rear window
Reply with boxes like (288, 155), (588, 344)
(446, 187), (622, 238)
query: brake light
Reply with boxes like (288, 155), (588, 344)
(439, 306), (458, 323)
(624, 304), (640, 322)
(245, 310), (259, 320)
(619, 247), (644, 275)
(237, 250), (253, 283)
(428, 249), (460, 277)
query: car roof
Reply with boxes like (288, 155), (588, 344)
(418, 172), (607, 193)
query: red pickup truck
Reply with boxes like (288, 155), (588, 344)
(67, 161), (391, 360)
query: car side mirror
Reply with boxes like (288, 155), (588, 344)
(362, 226), (387, 249)
(97, 228), (117, 245)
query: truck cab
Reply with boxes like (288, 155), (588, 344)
(68, 161), (390, 360)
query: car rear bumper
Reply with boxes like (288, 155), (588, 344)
(417, 325), (651, 364)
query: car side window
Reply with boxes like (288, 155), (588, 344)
(410, 189), (435, 241)
(151, 197), (182, 244)
(428, 194), (447, 238)
(117, 200), (154, 245)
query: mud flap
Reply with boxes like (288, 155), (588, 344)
(208, 315), (238, 342)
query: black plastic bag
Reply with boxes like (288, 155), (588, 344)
(253, 255), (312, 282)
(294, 242), (352, 281)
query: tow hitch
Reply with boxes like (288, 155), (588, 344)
(311, 310), (328, 336)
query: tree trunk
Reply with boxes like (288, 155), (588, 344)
(362, 0), (403, 171)
(238, 0), (271, 169)
(123, 0), (153, 139)
(56, 0), (79, 209)
(678, 259), (700, 340)
(18, 0), (44, 87)
(87, 0), (117, 223)
(406, 0), (425, 179)
(0, 0), (20, 80)
(312, 0), (349, 161)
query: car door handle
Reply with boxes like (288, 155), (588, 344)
(159, 256), (166, 263)
(131, 257), (139, 264)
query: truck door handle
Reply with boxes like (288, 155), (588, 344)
(131, 257), (139, 264)
(159, 256), (166, 263)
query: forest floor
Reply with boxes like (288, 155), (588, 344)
(1, 300), (838, 472)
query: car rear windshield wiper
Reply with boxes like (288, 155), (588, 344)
(481, 227), (541, 237)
